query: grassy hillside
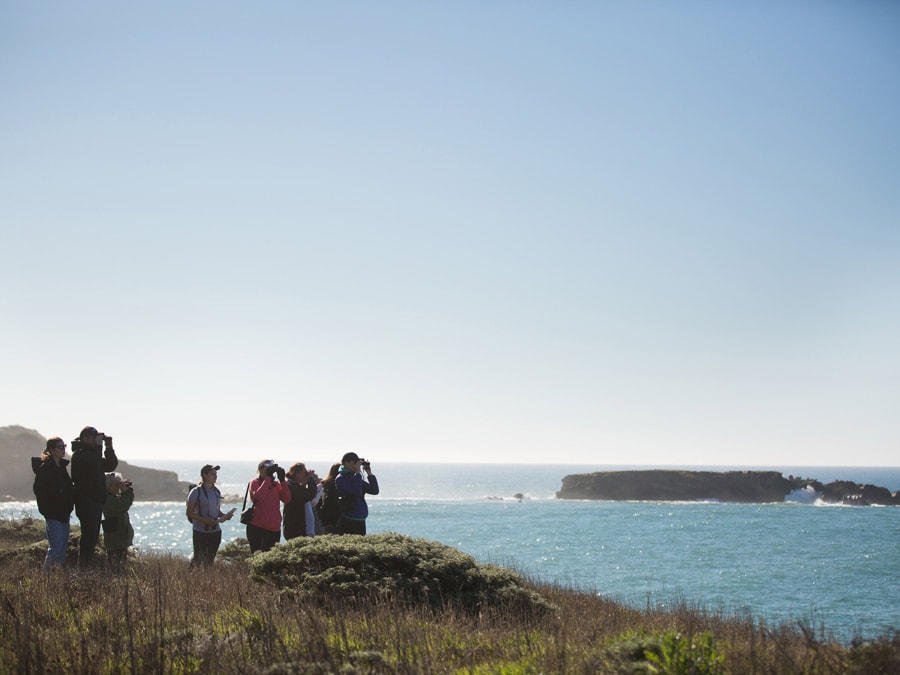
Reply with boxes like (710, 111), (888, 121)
(1, 519), (896, 674)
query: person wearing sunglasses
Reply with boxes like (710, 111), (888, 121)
(31, 437), (74, 570)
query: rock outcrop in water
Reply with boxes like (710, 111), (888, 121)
(556, 470), (899, 506)
(0, 425), (191, 502)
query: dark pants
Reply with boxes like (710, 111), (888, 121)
(246, 524), (280, 553)
(75, 501), (104, 568)
(338, 517), (366, 535)
(191, 530), (223, 567)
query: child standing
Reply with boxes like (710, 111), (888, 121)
(102, 472), (134, 571)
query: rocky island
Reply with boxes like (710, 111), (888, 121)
(556, 470), (899, 506)
(0, 425), (192, 502)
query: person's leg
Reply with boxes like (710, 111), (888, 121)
(194, 531), (222, 566)
(191, 530), (203, 567)
(259, 528), (280, 552)
(211, 530), (222, 562)
(255, 528), (279, 552)
(246, 524), (264, 553)
(205, 530), (222, 564)
(77, 502), (103, 568)
(339, 518), (366, 535)
(43, 519), (69, 570)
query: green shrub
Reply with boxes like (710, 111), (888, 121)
(248, 532), (556, 617)
(219, 536), (252, 564)
(596, 631), (725, 674)
(643, 631), (725, 674)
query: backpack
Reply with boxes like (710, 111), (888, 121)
(187, 485), (219, 523)
(317, 484), (340, 527)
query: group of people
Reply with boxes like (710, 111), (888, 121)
(186, 451), (379, 566)
(31, 426), (132, 570)
(32, 426), (381, 570)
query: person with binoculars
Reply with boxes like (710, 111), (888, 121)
(102, 472), (134, 572)
(334, 451), (379, 535)
(245, 459), (291, 553)
(70, 426), (118, 568)
(283, 462), (320, 540)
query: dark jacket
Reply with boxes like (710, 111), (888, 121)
(283, 476), (318, 539)
(70, 440), (118, 505)
(32, 456), (75, 522)
(102, 487), (134, 551)
(334, 468), (379, 520)
(317, 482), (340, 528)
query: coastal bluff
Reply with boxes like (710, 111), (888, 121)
(556, 469), (899, 506)
(0, 425), (191, 502)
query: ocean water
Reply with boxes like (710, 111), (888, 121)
(5, 461), (898, 643)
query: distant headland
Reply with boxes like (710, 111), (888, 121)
(556, 470), (899, 506)
(0, 425), (191, 502)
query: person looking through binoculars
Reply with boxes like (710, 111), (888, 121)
(334, 452), (379, 535)
(71, 426), (118, 568)
(245, 459), (291, 553)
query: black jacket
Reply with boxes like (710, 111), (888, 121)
(32, 456), (75, 521)
(70, 441), (118, 505)
(283, 477), (318, 539)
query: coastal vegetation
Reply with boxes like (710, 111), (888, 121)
(1, 517), (897, 674)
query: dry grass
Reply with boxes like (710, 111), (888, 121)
(0, 518), (896, 674)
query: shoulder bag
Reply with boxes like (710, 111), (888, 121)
(239, 481), (254, 525)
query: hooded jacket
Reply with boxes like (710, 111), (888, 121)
(32, 456), (75, 522)
(102, 486), (134, 551)
(70, 440), (118, 505)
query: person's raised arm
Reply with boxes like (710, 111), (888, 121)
(101, 435), (118, 471)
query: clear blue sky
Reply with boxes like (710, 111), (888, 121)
(2, 2), (898, 466)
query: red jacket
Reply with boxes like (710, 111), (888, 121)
(248, 476), (291, 532)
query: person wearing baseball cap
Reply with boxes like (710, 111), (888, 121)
(186, 464), (235, 566)
(333, 452), (379, 535)
(70, 425), (118, 568)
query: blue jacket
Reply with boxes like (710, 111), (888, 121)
(334, 468), (379, 520)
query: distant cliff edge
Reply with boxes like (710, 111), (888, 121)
(0, 425), (191, 502)
(556, 470), (899, 506)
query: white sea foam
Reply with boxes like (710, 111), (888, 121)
(785, 486), (820, 504)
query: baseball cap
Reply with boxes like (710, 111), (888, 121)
(201, 464), (220, 476)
